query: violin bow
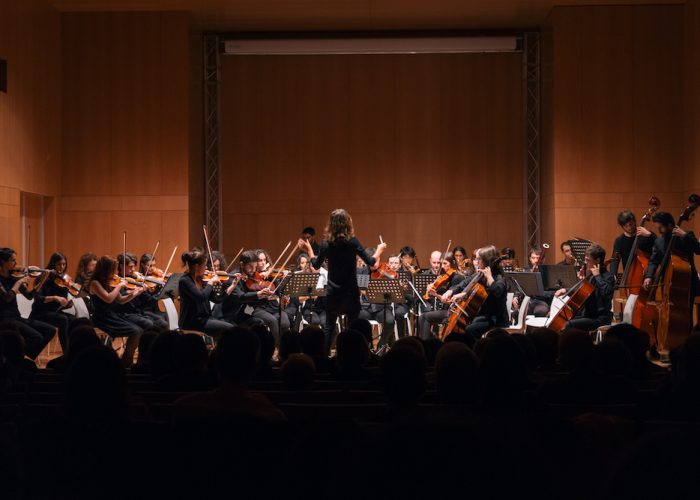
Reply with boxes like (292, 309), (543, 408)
(122, 231), (127, 280)
(267, 241), (292, 275)
(440, 239), (452, 273)
(145, 240), (160, 276)
(202, 225), (216, 272)
(162, 245), (178, 277)
(225, 246), (245, 273)
(267, 243), (297, 291)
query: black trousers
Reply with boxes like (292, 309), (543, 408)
(253, 308), (290, 345)
(324, 291), (361, 354)
(358, 307), (396, 347)
(13, 318), (56, 359)
(30, 310), (73, 350)
(565, 317), (610, 333)
(419, 309), (449, 340)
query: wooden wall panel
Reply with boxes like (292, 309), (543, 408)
(543, 5), (691, 261)
(220, 53), (524, 263)
(688, 0), (700, 197)
(58, 12), (192, 269)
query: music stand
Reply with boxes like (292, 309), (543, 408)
(570, 239), (592, 268)
(505, 272), (544, 297)
(159, 272), (182, 300)
(366, 279), (406, 335)
(540, 265), (579, 290)
(356, 273), (370, 289)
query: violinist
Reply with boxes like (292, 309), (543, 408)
(297, 208), (387, 354)
(389, 254), (410, 340)
(553, 243), (615, 331)
(418, 252), (464, 340)
(256, 249), (273, 276)
(558, 241), (577, 266)
(0, 247), (56, 359)
(116, 253), (168, 330)
(88, 255), (146, 367)
(643, 212), (700, 324)
(74, 252), (97, 286)
(207, 250), (228, 317)
(178, 250), (235, 338)
(443, 245), (509, 343)
(287, 252), (326, 330)
(139, 253), (165, 278)
(522, 246), (552, 317)
(610, 210), (656, 276)
(209, 251), (228, 273)
(29, 252), (75, 350)
(221, 250), (290, 344)
(358, 248), (396, 349)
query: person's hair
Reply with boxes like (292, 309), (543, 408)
(348, 319), (373, 346)
(215, 327), (260, 384)
(116, 252), (137, 268)
(336, 330), (369, 371)
(0, 248), (15, 266)
(65, 325), (100, 361)
(173, 333), (209, 375)
(282, 353), (316, 390)
(209, 250), (227, 270)
(139, 253), (153, 274)
(477, 245), (501, 271)
(295, 252), (310, 270)
(617, 210), (636, 227)
(46, 252), (67, 273)
(393, 337), (426, 358)
(279, 330), (302, 362)
(134, 329), (159, 367)
(560, 240), (572, 252)
(75, 252), (97, 279)
(558, 328), (594, 372)
(442, 251), (457, 269)
(324, 208), (354, 242)
(501, 247), (516, 259)
(527, 327), (559, 369)
(299, 325), (325, 357)
(148, 330), (179, 380)
(529, 246), (542, 257)
(92, 256), (117, 289)
(595, 337), (633, 377)
(181, 250), (207, 274)
(302, 226), (316, 236)
(478, 334), (529, 407)
(452, 245), (467, 257)
(399, 246), (416, 258)
(249, 322), (275, 366)
(435, 342), (479, 404)
(585, 243), (607, 267)
(381, 347), (426, 407)
(240, 250), (259, 266)
(652, 211), (675, 226)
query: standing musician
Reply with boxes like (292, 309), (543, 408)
(222, 250), (290, 344)
(116, 253), (168, 330)
(178, 250), (236, 338)
(29, 252), (75, 350)
(443, 245), (509, 344)
(297, 208), (386, 354)
(418, 252), (464, 340)
(74, 252), (97, 286)
(643, 211), (700, 329)
(610, 210), (656, 276)
(553, 243), (615, 331)
(89, 255), (146, 367)
(558, 241), (577, 266)
(0, 247), (56, 360)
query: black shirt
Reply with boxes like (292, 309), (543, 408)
(178, 274), (216, 331)
(645, 231), (700, 296)
(579, 271), (615, 322)
(450, 273), (509, 326)
(610, 232), (656, 276)
(0, 275), (30, 321)
(31, 278), (68, 315)
(311, 237), (375, 296)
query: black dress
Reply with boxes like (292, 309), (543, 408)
(30, 278), (74, 349)
(90, 286), (142, 338)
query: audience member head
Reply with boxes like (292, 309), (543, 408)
(299, 325), (325, 358)
(0, 327), (24, 377)
(335, 330), (369, 373)
(173, 333), (209, 376)
(134, 328), (159, 367)
(423, 338), (443, 367)
(381, 347), (426, 407)
(279, 330), (301, 362)
(282, 353), (316, 390)
(558, 329), (594, 372)
(65, 346), (127, 422)
(66, 325), (100, 360)
(527, 327), (559, 370)
(595, 337), (633, 377)
(478, 334), (528, 405)
(249, 322), (275, 368)
(678, 333), (700, 383)
(348, 318), (373, 346)
(435, 342), (479, 404)
(604, 323), (650, 377)
(215, 327), (260, 385)
(509, 333), (537, 372)
(148, 330), (179, 380)
(392, 336), (426, 358)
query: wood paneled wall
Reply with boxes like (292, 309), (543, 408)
(687, 0), (700, 197)
(0, 0), (61, 257)
(541, 5), (695, 265)
(58, 12), (193, 271)
(219, 53), (524, 264)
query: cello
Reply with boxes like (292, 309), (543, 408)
(617, 197), (660, 347)
(652, 194), (700, 352)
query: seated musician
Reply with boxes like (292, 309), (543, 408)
(418, 252), (464, 340)
(178, 250), (235, 338)
(0, 247), (56, 360)
(511, 246), (551, 319)
(452, 245), (472, 276)
(388, 254), (410, 340)
(207, 250), (228, 318)
(399, 246), (419, 274)
(553, 243), (615, 331)
(74, 252), (97, 286)
(610, 210), (656, 276)
(285, 253), (326, 330)
(221, 250), (290, 344)
(443, 245), (508, 344)
(500, 247), (520, 271)
(358, 249), (397, 349)
(116, 253), (167, 330)
(643, 211), (700, 331)
(558, 240), (577, 266)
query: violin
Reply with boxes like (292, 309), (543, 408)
(371, 262), (397, 280)
(245, 272), (275, 292)
(423, 268), (455, 300)
(202, 270), (241, 283)
(10, 266), (50, 278)
(53, 273), (82, 297)
(147, 266), (165, 278)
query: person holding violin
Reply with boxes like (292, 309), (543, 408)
(139, 253), (165, 278)
(89, 255), (146, 367)
(0, 247), (56, 359)
(221, 250), (290, 344)
(610, 210), (656, 276)
(178, 250), (236, 338)
(29, 252), (76, 351)
(116, 253), (168, 330)
(74, 252), (97, 286)
(553, 243), (615, 331)
(643, 212), (700, 323)
(442, 245), (509, 343)
(297, 208), (387, 354)
(388, 254), (411, 340)
(357, 247), (397, 349)
(418, 252), (464, 340)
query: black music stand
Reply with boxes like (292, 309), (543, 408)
(413, 273), (436, 310)
(570, 239), (592, 268)
(159, 272), (182, 300)
(366, 279), (406, 343)
(356, 273), (370, 290)
(505, 271), (544, 297)
(540, 265), (579, 290)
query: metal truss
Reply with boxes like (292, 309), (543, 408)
(523, 31), (541, 258)
(203, 34), (222, 249)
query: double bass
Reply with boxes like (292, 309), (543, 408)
(652, 194), (700, 352)
(618, 197), (660, 347)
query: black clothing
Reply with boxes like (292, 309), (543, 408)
(645, 231), (700, 296)
(563, 270), (615, 330)
(448, 273), (510, 342)
(177, 274), (231, 336)
(221, 278), (288, 342)
(610, 232), (656, 276)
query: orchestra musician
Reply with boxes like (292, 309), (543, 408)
(418, 251), (464, 340)
(29, 252), (75, 350)
(610, 210), (656, 276)
(442, 245), (508, 344)
(297, 208), (386, 354)
(116, 253), (168, 330)
(0, 247), (56, 359)
(358, 248), (396, 349)
(88, 255), (146, 367)
(388, 254), (410, 340)
(452, 245), (472, 276)
(74, 252), (97, 286)
(178, 250), (236, 338)
(558, 240), (577, 266)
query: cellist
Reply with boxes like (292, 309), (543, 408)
(643, 211), (700, 330)
(610, 210), (656, 276)
(442, 245), (508, 343)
